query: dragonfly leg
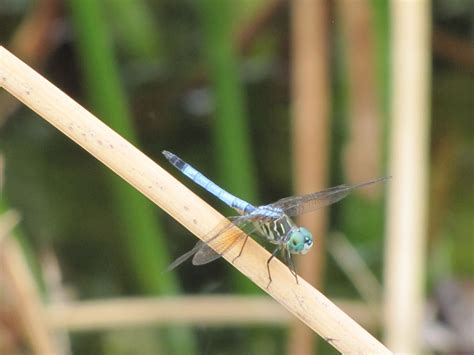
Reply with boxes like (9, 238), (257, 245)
(285, 248), (299, 284)
(266, 246), (281, 288)
(231, 234), (249, 263)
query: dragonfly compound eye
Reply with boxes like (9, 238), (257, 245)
(288, 228), (313, 254)
(298, 227), (313, 254)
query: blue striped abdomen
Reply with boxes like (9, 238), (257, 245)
(163, 151), (255, 213)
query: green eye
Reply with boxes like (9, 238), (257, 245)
(288, 228), (313, 254)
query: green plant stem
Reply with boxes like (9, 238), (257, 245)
(67, 0), (195, 353)
(198, 0), (259, 294)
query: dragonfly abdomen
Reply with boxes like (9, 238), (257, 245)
(163, 151), (254, 212)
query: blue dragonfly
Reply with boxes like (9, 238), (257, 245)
(163, 150), (388, 284)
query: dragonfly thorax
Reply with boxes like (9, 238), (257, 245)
(252, 208), (313, 255)
(287, 227), (313, 254)
(251, 205), (284, 219)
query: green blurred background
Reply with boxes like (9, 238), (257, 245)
(0, 0), (472, 354)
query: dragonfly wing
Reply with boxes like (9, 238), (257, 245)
(167, 240), (206, 271)
(167, 214), (260, 269)
(192, 217), (260, 265)
(270, 177), (389, 217)
(192, 244), (224, 265)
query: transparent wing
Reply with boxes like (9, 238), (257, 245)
(167, 214), (261, 271)
(270, 177), (389, 217)
(191, 243), (222, 266)
(166, 240), (206, 271)
(192, 216), (261, 265)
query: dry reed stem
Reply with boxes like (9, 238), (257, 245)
(0, 46), (392, 354)
(0, 213), (59, 355)
(289, 0), (330, 353)
(338, 0), (381, 186)
(45, 296), (379, 331)
(384, 1), (431, 352)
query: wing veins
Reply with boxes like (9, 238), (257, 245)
(167, 214), (262, 270)
(270, 177), (389, 216)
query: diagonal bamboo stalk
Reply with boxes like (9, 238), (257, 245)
(0, 46), (392, 354)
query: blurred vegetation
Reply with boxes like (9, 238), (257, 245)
(0, 0), (472, 354)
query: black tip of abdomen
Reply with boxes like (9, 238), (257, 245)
(162, 150), (186, 169)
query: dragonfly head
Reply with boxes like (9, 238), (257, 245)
(287, 227), (313, 254)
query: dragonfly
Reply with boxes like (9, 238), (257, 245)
(163, 150), (389, 285)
